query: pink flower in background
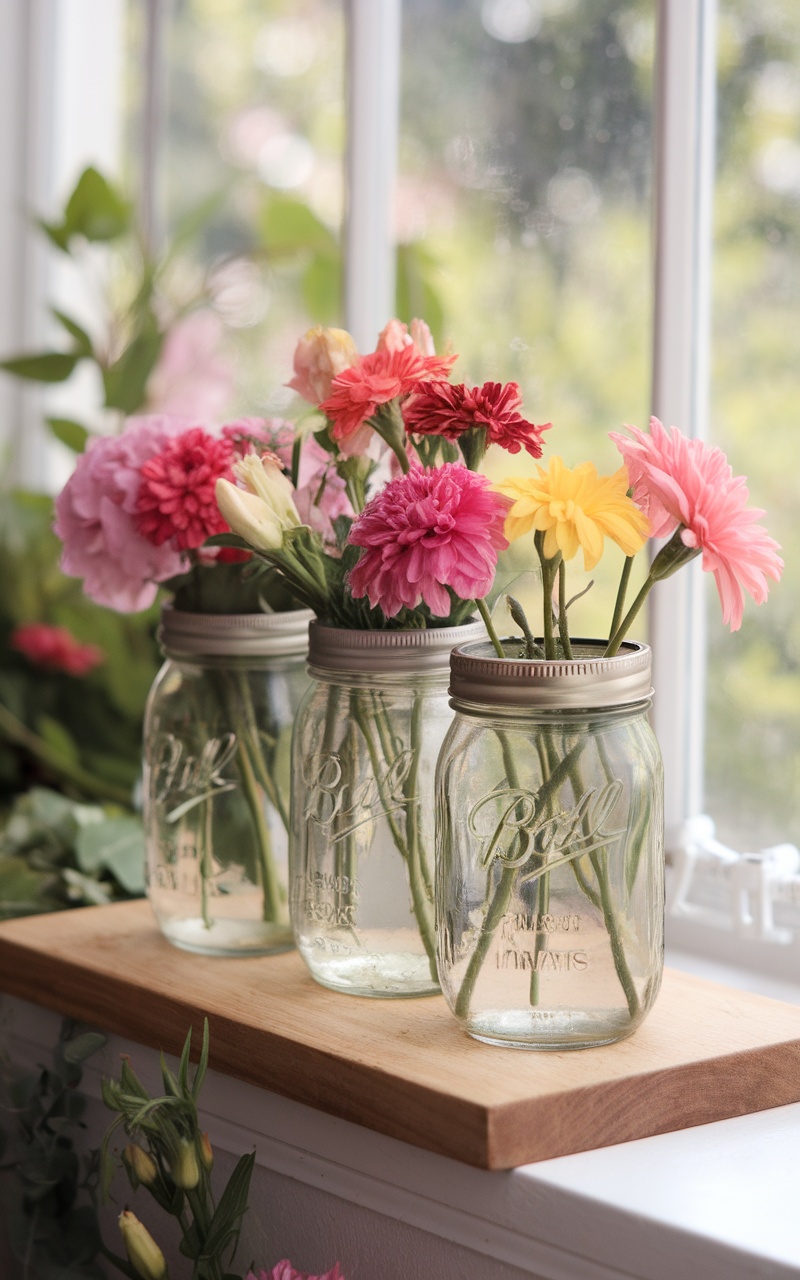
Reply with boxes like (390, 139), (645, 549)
(247, 1263), (344, 1280)
(135, 426), (236, 550)
(54, 415), (187, 613)
(610, 417), (784, 631)
(145, 310), (235, 422)
(348, 463), (510, 617)
(288, 326), (359, 403)
(404, 380), (551, 459)
(222, 417), (295, 458)
(293, 437), (353, 547)
(376, 317), (454, 377)
(10, 623), (105, 676)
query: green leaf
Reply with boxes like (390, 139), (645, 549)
(74, 817), (145, 893)
(37, 715), (81, 766)
(0, 857), (60, 917)
(62, 1031), (106, 1064)
(200, 1151), (256, 1260)
(47, 417), (90, 453)
(260, 195), (338, 255)
(102, 322), (163, 413)
(52, 309), (94, 356)
(302, 251), (341, 323)
(0, 352), (80, 382)
(177, 1025), (194, 1094)
(63, 166), (132, 243)
(191, 1019), (210, 1100)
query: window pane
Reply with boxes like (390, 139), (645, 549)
(398, 0), (656, 633)
(706, 1), (800, 850)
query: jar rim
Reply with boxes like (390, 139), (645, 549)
(159, 605), (313, 658)
(308, 619), (487, 674)
(449, 638), (652, 709)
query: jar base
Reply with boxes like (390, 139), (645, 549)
(157, 914), (294, 958)
(299, 947), (440, 999)
(463, 1006), (640, 1050)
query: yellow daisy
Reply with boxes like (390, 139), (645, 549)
(497, 456), (650, 571)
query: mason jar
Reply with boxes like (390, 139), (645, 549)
(436, 639), (664, 1048)
(143, 607), (311, 956)
(290, 620), (485, 998)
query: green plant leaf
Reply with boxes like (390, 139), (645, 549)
(0, 352), (80, 382)
(52, 309), (94, 356)
(62, 1032), (107, 1065)
(37, 715), (81, 766)
(260, 195), (338, 255)
(74, 817), (145, 893)
(102, 321), (163, 413)
(302, 251), (341, 322)
(63, 166), (132, 243)
(200, 1150), (256, 1261)
(47, 417), (90, 452)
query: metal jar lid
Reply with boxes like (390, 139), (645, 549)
(308, 619), (487, 676)
(159, 606), (313, 659)
(449, 639), (652, 709)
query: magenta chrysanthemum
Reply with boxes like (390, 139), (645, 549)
(320, 346), (457, 444)
(610, 417), (783, 631)
(404, 380), (551, 459)
(347, 463), (510, 618)
(135, 426), (236, 550)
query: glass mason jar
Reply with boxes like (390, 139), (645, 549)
(143, 607), (312, 956)
(290, 620), (485, 998)
(436, 640), (664, 1049)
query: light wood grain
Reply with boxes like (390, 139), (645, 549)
(1, 900), (799, 1168)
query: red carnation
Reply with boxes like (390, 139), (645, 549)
(404, 381), (550, 459)
(135, 427), (235, 550)
(11, 624), (105, 676)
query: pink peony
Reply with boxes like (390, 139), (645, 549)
(610, 417), (783, 631)
(145, 310), (235, 422)
(320, 345), (458, 449)
(347, 463), (510, 617)
(247, 1264), (344, 1280)
(10, 623), (105, 676)
(53, 415), (188, 612)
(403, 380), (551, 459)
(135, 426), (236, 550)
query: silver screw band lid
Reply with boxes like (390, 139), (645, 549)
(308, 619), (487, 675)
(449, 639), (653, 709)
(159, 606), (313, 658)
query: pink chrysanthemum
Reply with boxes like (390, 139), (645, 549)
(347, 463), (510, 618)
(320, 346), (457, 445)
(610, 417), (783, 631)
(10, 623), (105, 676)
(247, 1263), (344, 1280)
(403, 380), (551, 459)
(135, 426), (236, 550)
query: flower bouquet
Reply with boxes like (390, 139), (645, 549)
(215, 319), (551, 996)
(434, 418), (783, 1047)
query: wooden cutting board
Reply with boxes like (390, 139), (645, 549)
(1, 899), (799, 1169)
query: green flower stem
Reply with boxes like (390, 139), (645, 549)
(557, 562), (573, 658)
(476, 597), (504, 657)
(605, 530), (701, 655)
(0, 701), (133, 807)
(604, 576), (653, 656)
(236, 736), (282, 922)
(608, 555), (635, 644)
(535, 534), (561, 658)
(372, 401), (411, 474)
(589, 845), (640, 1020)
(200, 798), (214, 930)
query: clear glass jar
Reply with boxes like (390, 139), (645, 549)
(143, 607), (311, 956)
(290, 620), (485, 997)
(436, 640), (664, 1049)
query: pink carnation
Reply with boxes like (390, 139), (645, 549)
(320, 345), (458, 449)
(347, 463), (510, 617)
(145, 310), (235, 422)
(53, 415), (188, 613)
(247, 1264), (344, 1280)
(10, 623), (105, 676)
(610, 417), (783, 631)
(404, 380), (551, 459)
(135, 426), (236, 550)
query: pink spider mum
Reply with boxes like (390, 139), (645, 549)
(10, 623), (105, 676)
(610, 417), (783, 631)
(403, 380), (551, 459)
(347, 463), (510, 618)
(320, 345), (457, 447)
(135, 426), (236, 550)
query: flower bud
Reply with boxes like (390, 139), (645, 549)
(170, 1138), (200, 1190)
(288, 325), (358, 403)
(199, 1131), (214, 1172)
(122, 1143), (158, 1188)
(216, 479), (284, 552)
(234, 454), (301, 529)
(118, 1210), (167, 1280)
